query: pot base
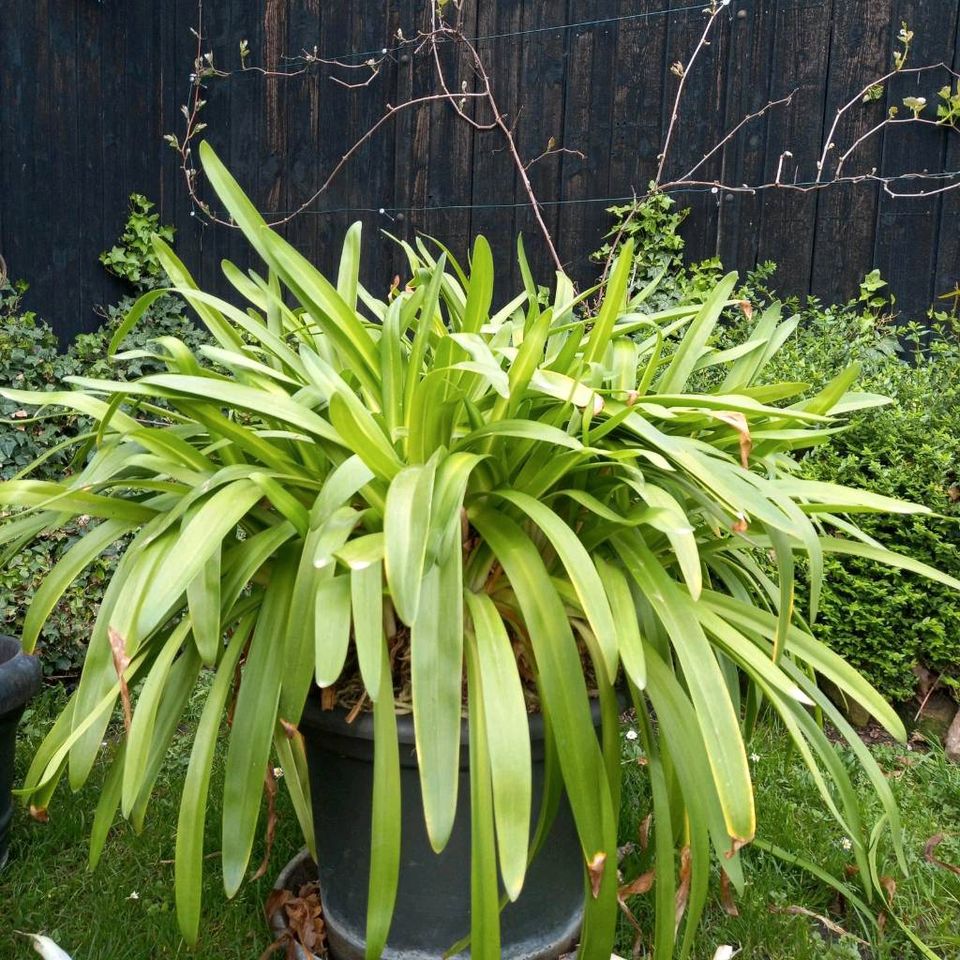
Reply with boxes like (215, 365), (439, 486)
(268, 849), (580, 960)
(300, 701), (588, 960)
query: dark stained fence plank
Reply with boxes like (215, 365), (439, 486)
(606, 0), (670, 227)
(873, 0), (959, 322)
(42, 0), (82, 336)
(471, 0), (525, 298)
(393, 0), (438, 276)
(311, 0), (357, 286)
(513, 0), (573, 292)
(662, 0), (731, 265)
(391, 0), (418, 280)
(557, 0), (620, 288)
(2, 0), (958, 338)
(756, 0), (836, 301)
(933, 8), (960, 315)
(717, 0), (779, 276)
(6, 0), (38, 302)
(77, 1), (118, 325)
(349, 1), (402, 296)
(809, 0), (891, 305)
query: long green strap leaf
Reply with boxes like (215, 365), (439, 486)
(465, 632), (501, 960)
(351, 557), (385, 700)
(222, 551), (297, 897)
(411, 522), (464, 853)
(615, 535), (755, 843)
(176, 615), (253, 944)
(470, 504), (618, 959)
(314, 575), (352, 687)
(21, 518), (132, 652)
(365, 638), (401, 960)
(465, 591), (531, 900)
(490, 490), (619, 683)
(188, 546), (222, 665)
(384, 460), (438, 625)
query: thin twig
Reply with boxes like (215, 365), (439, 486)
(835, 116), (946, 177)
(816, 61), (960, 181)
(676, 90), (797, 184)
(524, 144), (587, 171)
(655, 0), (727, 188)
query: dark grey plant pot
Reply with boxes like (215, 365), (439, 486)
(0, 635), (42, 869)
(300, 697), (586, 960)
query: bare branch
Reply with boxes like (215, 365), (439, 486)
(171, 0), (960, 284)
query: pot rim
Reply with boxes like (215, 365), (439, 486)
(299, 692), (559, 745)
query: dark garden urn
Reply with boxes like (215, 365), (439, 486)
(0, 635), (42, 868)
(300, 698), (586, 960)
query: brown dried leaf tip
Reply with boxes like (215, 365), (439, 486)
(714, 410), (753, 469)
(675, 846), (692, 932)
(720, 868), (740, 916)
(725, 836), (749, 859)
(587, 851), (607, 898)
(28, 805), (49, 823)
(108, 627), (133, 734)
(731, 515), (749, 535)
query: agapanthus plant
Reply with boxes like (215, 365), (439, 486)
(2, 142), (956, 959)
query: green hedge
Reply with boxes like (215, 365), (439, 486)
(779, 313), (960, 701)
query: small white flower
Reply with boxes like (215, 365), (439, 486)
(625, 729), (638, 741)
(749, 752), (760, 763)
(127, 890), (140, 901)
(840, 837), (852, 851)
(273, 766), (284, 779)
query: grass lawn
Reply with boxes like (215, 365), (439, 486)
(3, 687), (959, 959)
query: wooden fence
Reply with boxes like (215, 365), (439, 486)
(1, 0), (958, 340)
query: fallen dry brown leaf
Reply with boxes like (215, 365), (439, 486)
(263, 882), (326, 959)
(924, 834), (960, 876)
(618, 869), (655, 899)
(769, 904), (868, 945)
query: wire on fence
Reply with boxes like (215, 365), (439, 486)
(312, 2), (722, 64)
(253, 169), (960, 219)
